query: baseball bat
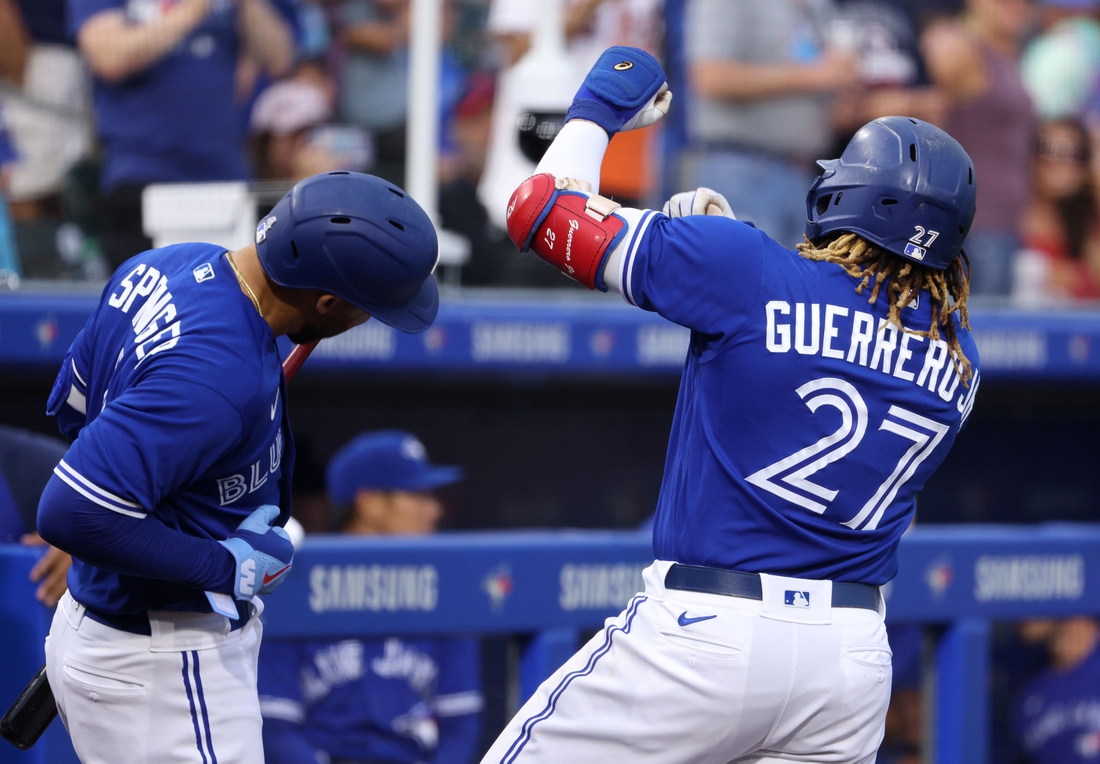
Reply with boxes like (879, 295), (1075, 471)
(1, 340), (320, 750)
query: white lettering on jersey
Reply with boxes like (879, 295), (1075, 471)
(794, 303), (819, 355)
(218, 474), (248, 505)
(108, 263), (183, 364)
(217, 429), (283, 505)
(371, 638), (439, 694)
(822, 306), (849, 360)
(869, 320), (898, 374)
(747, 377), (951, 528)
(765, 301), (972, 409)
(765, 301), (791, 352)
(108, 264), (144, 308)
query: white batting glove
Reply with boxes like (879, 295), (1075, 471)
(620, 84), (673, 132)
(662, 187), (736, 219)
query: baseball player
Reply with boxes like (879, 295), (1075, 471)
(35, 171), (440, 764)
(1012, 617), (1100, 763)
(484, 47), (979, 763)
(259, 430), (482, 764)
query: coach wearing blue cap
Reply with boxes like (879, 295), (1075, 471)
(258, 431), (481, 764)
(326, 430), (464, 534)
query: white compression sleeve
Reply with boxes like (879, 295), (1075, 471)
(535, 120), (610, 194)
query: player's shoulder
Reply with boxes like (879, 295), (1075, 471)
(104, 243), (279, 408)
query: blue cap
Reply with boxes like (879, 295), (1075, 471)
(326, 430), (464, 502)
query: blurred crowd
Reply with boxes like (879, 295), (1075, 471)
(4, 0), (1100, 297)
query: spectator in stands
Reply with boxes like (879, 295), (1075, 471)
(826, 1), (947, 152)
(334, 0), (464, 188)
(481, 0), (663, 213)
(1021, 119), (1100, 300)
(2, 0), (93, 226)
(0, 424), (72, 607)
(0, 111), (21, 280)
(683, 0), (858, 249)
(1021, 0), (1100, 125)
(1012, 617), (1100, 763)
(921, 0), (1036, 297)
(69, 0), (297, 268)
(258, 430), (483, 764)
(250, 75), (373, 181)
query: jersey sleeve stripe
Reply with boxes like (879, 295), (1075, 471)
(53, 468), (148, 519)
(70, 359), (87, 386)
(55, 460), (147, 516)
(258, 697), (306, 723)
(623, 211), (656, 307)
(57, 460), (143, 508)
(66, 385), (87, 415)
(433, 690), (485, 717)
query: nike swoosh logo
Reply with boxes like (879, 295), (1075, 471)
(677, 611), (717, 627)
(270, 391), (279, 420)
(263, 564), (291, 584)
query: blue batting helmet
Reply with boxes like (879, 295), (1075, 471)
(256, 172), (439, 333)
(805, 116), (977, 270)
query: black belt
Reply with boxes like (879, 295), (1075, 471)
(83, 601), (251, 636)
(664, 564), (881, 612)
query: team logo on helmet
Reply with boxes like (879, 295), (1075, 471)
(255, 215), (277, 244)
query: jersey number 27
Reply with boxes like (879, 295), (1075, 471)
(745, 377), (949, 531)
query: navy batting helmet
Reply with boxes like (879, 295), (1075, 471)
(805, 116), (977, 270)
(256, 172), (439, 333)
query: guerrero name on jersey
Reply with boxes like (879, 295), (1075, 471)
(46, 242), (294, 616)
(614, 214), (979, 585)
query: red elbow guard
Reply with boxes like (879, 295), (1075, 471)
(505, 173), (627, 290)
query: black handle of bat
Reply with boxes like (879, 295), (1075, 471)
(1, 664), (57, 750)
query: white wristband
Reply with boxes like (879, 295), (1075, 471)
(535, 120), (610, 195)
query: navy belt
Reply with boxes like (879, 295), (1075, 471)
(664, 563), (881, 612)
(83, 601), (250, 636)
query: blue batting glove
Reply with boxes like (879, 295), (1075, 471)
(219, 505), (294, 599)
(565, 46), (672, 136)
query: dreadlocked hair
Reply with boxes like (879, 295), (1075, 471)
(796, 232), (973, 387)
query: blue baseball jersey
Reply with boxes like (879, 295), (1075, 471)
(47, 243), (293, 614)
(258, 636), (483, 764)
(1013, 644), (1100, 763)
(612, 215), (979, 584)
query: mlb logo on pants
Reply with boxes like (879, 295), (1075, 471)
(784, 590), (811, 608)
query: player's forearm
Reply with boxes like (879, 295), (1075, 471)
(535, 120), (610, 194)
(691, 60), (826, 101)
(237, 0), (295, 78)
(78, 2), (211, 84)
(37, 474), (235, 592)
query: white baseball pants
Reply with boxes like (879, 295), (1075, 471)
(483, 561), (891, 764)
(46, 591), (265, 764)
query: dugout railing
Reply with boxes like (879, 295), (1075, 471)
(1, 525), (1097, 764)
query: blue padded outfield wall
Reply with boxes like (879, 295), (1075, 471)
(0, 292), (1097, 380)
(1, 526), (1098, 764)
